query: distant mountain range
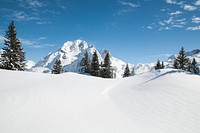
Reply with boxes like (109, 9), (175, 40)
(1, 40), (199, 77)
(28, 40), (200, 77)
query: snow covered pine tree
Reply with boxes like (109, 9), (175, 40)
(1, 20), (25, 70)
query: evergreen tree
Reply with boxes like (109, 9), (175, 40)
(155, 60), (162, 70)
(131, 67), (135, 76)
(100, 52), (113, 78)
(175, 47), (189, 70)
(161, 62), (164, 69)
(52, 59), (62, 74)
(1, 20), (25, 70)
(173, 60), (178, 69)
(123, 63), (131, 78)
(80, 51), (90, 73)
(189, 58), (199, 74)
(91, 51), (100, 76)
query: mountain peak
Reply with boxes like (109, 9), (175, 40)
(60, 40), (90, 53)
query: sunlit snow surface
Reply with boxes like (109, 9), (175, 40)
(0, 69), (200, 133)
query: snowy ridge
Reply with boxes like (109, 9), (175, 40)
(0, 69), (200, 133)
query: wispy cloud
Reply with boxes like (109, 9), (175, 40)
(195, 0), (200, 5)
(38, 37), (47, 40)
(117, 0), (140, 15)
(165, 0), (198, 11)
(118, 1), (140, 8)
(55, 0), (67, 9)
(169, 11), (182, 16)
(149, 0), (199, 31)
(18, 0), (46, 10)
(36, 21), (52, 25)
(20, 37), (55, 48)
(147, 26), (153, 29)
(192, 17), (200, 23)
(165, 0), (178, 4)
(13, 11), (40, 21)
(157, 16), (186, 30)
(182, 4), (197, 11)
(186, 26), (200, 31)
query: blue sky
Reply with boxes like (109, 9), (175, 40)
(0, 0), (200, 64)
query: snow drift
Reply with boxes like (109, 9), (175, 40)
(0, 69), (200, 133)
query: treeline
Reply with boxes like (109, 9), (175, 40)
(78, 50), (135, 78)
(155, 47), (199, 74)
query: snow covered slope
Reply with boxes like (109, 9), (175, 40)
(30, 40), (129, 77)
(0, 69), (200, 133)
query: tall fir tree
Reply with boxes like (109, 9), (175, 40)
(174, 47), (189, 70)
(52, 59), (62, 74)
(155, 60), (162, 70)
(123, 63), (131, 78)
(91, 51), (100, 76)
(1, 20), (25, 70)
(80, 51), (90, 73)
(100, 52), (113, 78)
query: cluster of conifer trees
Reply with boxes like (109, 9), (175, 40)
(80, 51), (114, 78)
(155, 47), (199, 74)
(173, 47), (199, 74)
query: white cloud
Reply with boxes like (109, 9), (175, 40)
(165, 0), (177, 4)
(147, 26), (153, 29)
(195, 0), (200, 5)
(186, 26), (200, 31)
(192, 17), (200, 23)
(27, 0), (44, 8)
(158, 17), (186, 30)
(118, 1), (140, 8)
(19, 0), (45, 10)
(13, 11), (40, 21)
(182, 5), (197, 11)
(55, 0), (67, 9)
(169, 11), (182, 16)
(38, 37), (47, 40)
(20, 38), (55, 48)
(36, 21), (52, 25)
(117, 1), (139, 15)
(164, 17), (173, 24)
(159, 21), (165, 26)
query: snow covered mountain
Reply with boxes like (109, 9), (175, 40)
(1, 69), (200, 133)
(25, 60), (36, 69)
(30, 40), (131, 77)
(29, 40), (200, 77)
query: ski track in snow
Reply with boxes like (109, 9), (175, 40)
(0, 69), (200, 133)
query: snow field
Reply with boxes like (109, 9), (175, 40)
(0, 69), (200, 133)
